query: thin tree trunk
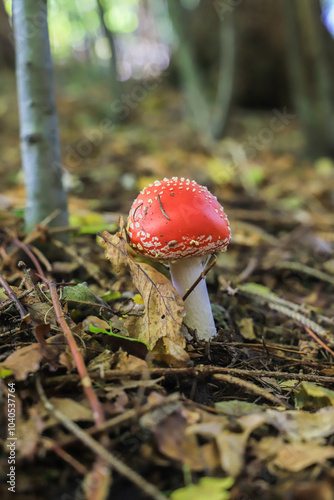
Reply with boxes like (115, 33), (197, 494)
(12, 0), (68, 233)
(168, 0), (211, 137)
(211, 10), (235, 140)
(96, 0), (120, 103)
(283, 0), (334, 156)
(168, 0), (235, 143)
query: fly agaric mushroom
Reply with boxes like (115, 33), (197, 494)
(126, 177), (231, 340)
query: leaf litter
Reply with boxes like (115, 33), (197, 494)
(0, 82), (334, 500)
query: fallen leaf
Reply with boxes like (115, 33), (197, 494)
(171, 477), (234, 500)
(151, 337), (191, 366)
(154, 411), (207, 471)
(60, 282), (110, 314)
(236, 317), (256, 340)
(271, 443), (334, 472)
(36, 397), (94, 427)
(102, 231), (185, 349)
(216, 413), (267, 477)
(113, 352), (148, 371)
(89, 322), (149, 359)
(1, 344), (43, 381)
(266, 407), (334, 441)
(215, 400), (265, 417)
(294, 382), (334, 410)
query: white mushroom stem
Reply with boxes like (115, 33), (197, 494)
(169, 256), (217, 340)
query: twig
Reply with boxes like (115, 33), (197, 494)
(13, 237), (45, 279)
(45, 366), (334, 385)
(274, 261), (334, 287)
(304, 327), (334, 357)
(213, 373), (290, 408)
(52, 239), (109, 289)
(238, 284), (329, 338)
(269, 303), (328, 338)
(18, 261), (46, 302)
(30, 245), (53, 271)
(36, 281), (109, 499)
(0, 210), (61, 271)
(182, 256), (217, 301)
(43, 279), (105, 426)
(36, 377), (167, 500)
(50, 392), (181, 450)
(0, 272), (29, 320)
(43, 439), (89, 475)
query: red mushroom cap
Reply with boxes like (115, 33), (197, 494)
(127, 177), (231, 260)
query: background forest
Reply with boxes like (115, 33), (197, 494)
(1, 1), (334, 500)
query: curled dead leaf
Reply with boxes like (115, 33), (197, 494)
(101, 231), (185, 350)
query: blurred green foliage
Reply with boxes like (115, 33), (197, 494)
(4, 0), (140, 59)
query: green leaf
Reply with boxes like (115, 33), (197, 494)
(215, 400), (265, 417)
(0, 367), (13, 378)
(239, 283), (271, 295)
(170, 477), (234, 500)
(294, 382), (334, 410)
(99, 290), (122, 302)
(61, 283), (108, 312)
(89, 324), (149, 348)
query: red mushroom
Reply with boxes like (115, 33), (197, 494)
(126, 177), (231, 340)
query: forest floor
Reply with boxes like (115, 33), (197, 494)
(0, 68), (334, 500)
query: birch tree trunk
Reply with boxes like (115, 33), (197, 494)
(12, 0), (68, 233)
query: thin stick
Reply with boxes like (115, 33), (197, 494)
(45, 279), (105, 426)
(182, 256), (217, 301)
(45, 366), (334, 385)
(36, 377), (167, 500)
(43, 439), (89, 475)
(304, 326), (334, 357)
(0, 273), (28, 319)
(213, 373), (290, 408)
(50, 392), (180, 450)
(13, 237), (45, 279)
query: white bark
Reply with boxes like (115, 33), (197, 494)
(170, 257), (217, 340)
(12, 0), (68, 233)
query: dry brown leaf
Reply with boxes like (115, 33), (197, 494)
(102, 230), (185, 349)
(1, 333), (67, 380)
(266, 407), (334, 441)
(154, 411), (207, 471)
(1, 344), (43, 381)
(87, 349), (113, 373)
(36, 397), (94, 427)
(16, 398), (94, 459)
(271, 443), (334, 472)
(16, 407), (45, 459)
(188, 412), (267, 477)
(151, 337), (191, 366)
(114, 352), (148, 371)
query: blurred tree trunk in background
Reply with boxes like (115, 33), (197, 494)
(168, 0), (235, 142)
(182, 0), (289, 109)
(12, 0), (68, 235)
(0, 1), (15, 69)
(96, 0), (121, 107)
(283, 0), (334, 157)
(168, 0), (210, 136)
